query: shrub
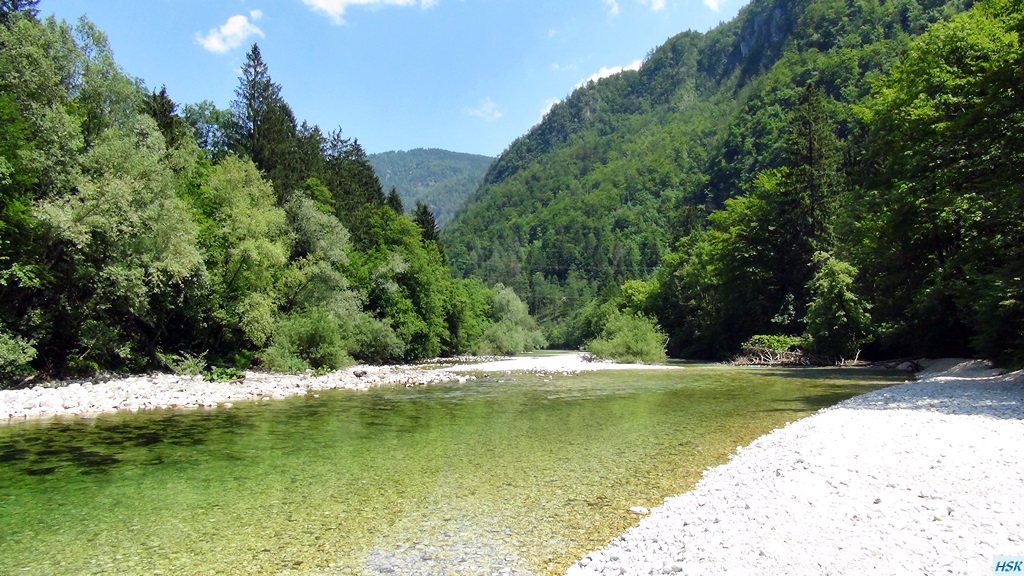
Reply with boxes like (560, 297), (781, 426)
(158, 351), (207, 375)
(584, 311), (667, 364)
(205, 366), (245, 382)
(0, 328), (35, 386)
(350, 314), (405, 363)
(741, 334), (806, 354)
(262, 308), (353, 373)
(475, 284), (547, 355)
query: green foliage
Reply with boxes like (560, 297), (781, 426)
(385, 187), (404, 213)
(741, 334), (806, 354)
(444, 0), (948, 347)
(584, 311), (668, 364)
(262, 307), (353, 373)
(853, 0), (1024, 362)
(0, 17), (547, 382)
(476, 284), (547, 355)
(204, 366), (245, 382)
(803, 252), (871, 358)
(0, 325), (35, 384)
(0, 1), (39, 24)
(158, 351), (207, 376)
(198, 155), (289, 349)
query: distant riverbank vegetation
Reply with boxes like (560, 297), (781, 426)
(445, 0), (1024, 368)
(0, 4), (543, 385)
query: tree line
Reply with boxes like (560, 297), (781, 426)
(0, 4), (544, 384)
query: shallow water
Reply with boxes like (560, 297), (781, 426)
(0, 366), (900, 575)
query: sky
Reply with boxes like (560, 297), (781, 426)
(39, 0), (747, 157)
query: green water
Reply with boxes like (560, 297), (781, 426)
(0, 366), (899, 575)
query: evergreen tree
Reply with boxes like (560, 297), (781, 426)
(413, 200), (446, 262)
(761, 82), (844, 331)
(228, 43), (299, 199)
(413, 201), (440, 244)
(143, 86), (187, 150)
(386, 186), (404, 213)
(779, 82), (841, 255)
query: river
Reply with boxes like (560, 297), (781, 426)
(0, 364), (898, 575)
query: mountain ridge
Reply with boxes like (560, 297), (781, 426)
(368, 148), (493, 228)
(444, 0), (972, 345)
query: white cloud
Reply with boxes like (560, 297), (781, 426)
(196, 10), (264, 53)
(303, 0), (437, 25)
(639, 0), (667, 10)
(465, 97), (503, 122)
(704, 0), (721, 11)
(548, 28), (558, 38)
(602, 0), (620, 17)
(579, 59), (642, 86)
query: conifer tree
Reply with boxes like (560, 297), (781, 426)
(413, 200), (446, 262)
(385, 187), (404, 213)
(229, 44), (299, 199)
(143, 86), (187, 149)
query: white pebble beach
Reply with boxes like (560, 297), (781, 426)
(566, 358), (1024, 575)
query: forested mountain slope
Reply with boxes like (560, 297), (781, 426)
(368, 148), (493, 228)
(444, 0), (1012, 362)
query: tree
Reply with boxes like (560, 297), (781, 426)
(34, 115), (204, 373)
(804, 252), (871, 359)
(228, 43), (299, 199)
(385, 186), (404, 213)
(72, 17), (144, 149)
(183, 100), (231, 161)
(413, 201), (440, 244)
(142, 85), (187, 150)
(0, 0), (38, 24)
(858, 0), (1024, 362)
(197, 156), (290, 351)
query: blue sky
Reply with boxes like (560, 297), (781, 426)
(39, 0), (746, 157)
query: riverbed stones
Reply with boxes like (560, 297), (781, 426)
(0, 365), (479, 421)
(565, 366), (1024, 575)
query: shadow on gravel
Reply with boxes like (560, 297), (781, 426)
(834, 378), (1024, 420)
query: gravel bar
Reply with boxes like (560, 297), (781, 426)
(565, 359), (1024, 575)
(0, 352), (667, 422)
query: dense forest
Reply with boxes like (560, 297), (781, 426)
(446, 0), (1024, 366)
(0, 2), (544, 384)
(368, 148), (493, 228)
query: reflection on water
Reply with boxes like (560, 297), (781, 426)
(0, 365), (899, 575)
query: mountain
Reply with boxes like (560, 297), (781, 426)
(443, 0), (973, 345)
(368, 148), (494, 227)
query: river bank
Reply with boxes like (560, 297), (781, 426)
(565, 358), (1024, 575)
(0, 352), (677, 422)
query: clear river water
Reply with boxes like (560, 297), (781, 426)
(0, 363), (899, 575)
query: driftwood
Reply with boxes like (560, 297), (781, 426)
(732, 346), (836, 367)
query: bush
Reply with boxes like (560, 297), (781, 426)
(205, 366), (245, 382)
(475, 284), (547, 355)
(477, 319), (548, 356)
(262, 308), (353, 373)
(158, 351), (207, 375)
(0, 328), (36, 386)
(741, 334), (806, 354)
(584, 311), (667, 364)
(350, 314), (406, 363)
